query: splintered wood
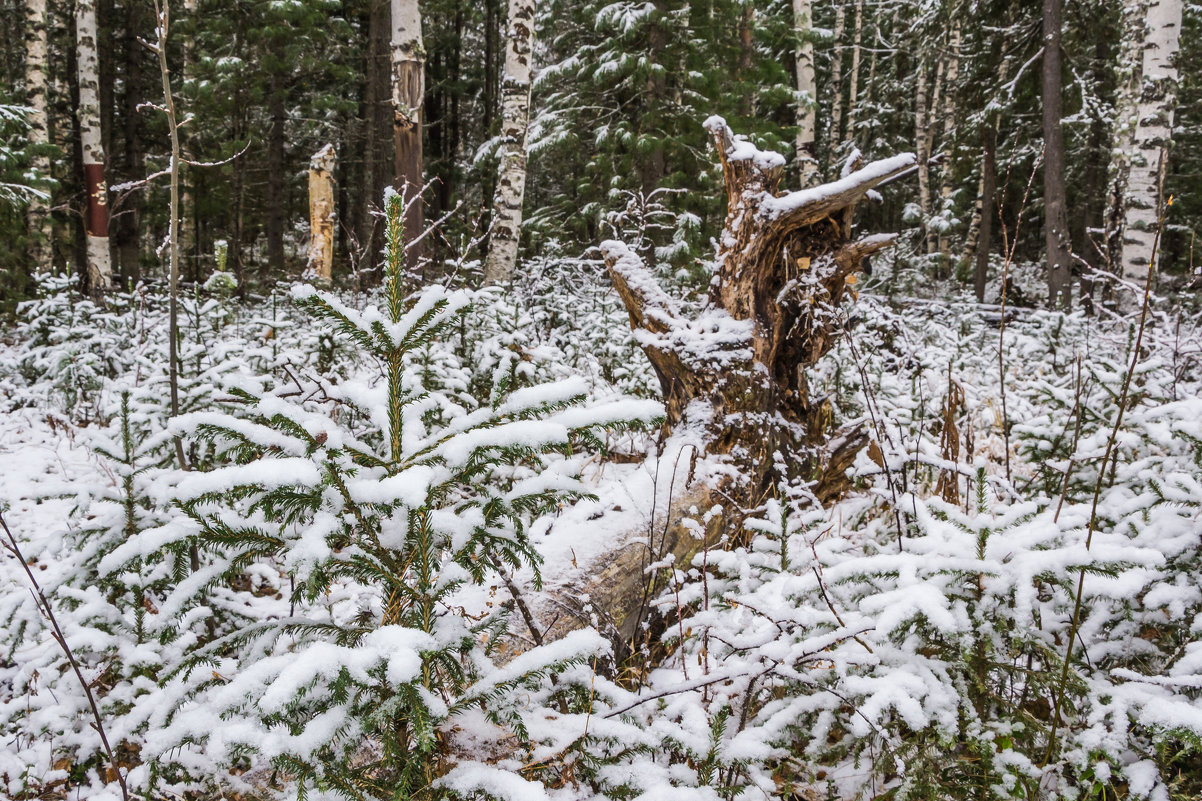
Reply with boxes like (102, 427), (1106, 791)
(603, 117), (914, 505)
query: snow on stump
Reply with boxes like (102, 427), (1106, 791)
(603, 117), (915, 510)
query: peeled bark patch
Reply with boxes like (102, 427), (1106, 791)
(603, 117), (914, 503)
(307, 144), (337, 283)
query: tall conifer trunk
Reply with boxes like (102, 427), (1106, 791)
(76, 0), (113, 292)
(936, 19), (961, 263)
(179, 0), (198, 280)
(1043, 0), (1072, 308)
(483, 0), (535, 284)
(843, 0), (864, 146)
(829, 0), (847, 144)
(359, 0), (392, 271)
(117, 0), (149, 281)
(266, 75), (286, 276)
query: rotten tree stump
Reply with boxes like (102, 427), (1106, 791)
(603, 117), (914, 504)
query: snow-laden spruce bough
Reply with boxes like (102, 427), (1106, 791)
(2, 206), (1202, 798)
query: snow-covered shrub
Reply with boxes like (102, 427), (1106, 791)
(565, 299), (1202, 800)
(8, 275), (144, 421)
(0, 387), (190, 799)
(508, 253), (659, 399)
(127, 192), (662, 800)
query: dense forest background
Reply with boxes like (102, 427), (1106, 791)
(0, 0), (1199, 304)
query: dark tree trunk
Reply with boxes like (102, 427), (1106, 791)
(427, 47), (445, 219)
(976, 122), (996, 304)
(358, 0), (392, 276)
(1042, 0), (1071, 308)
(737, 2), (754, 119)
(640, 0), (667, 193)
(266, 74), (286, 278)
(479, 0), (502, 252)
(603, 119), (913, 506)
(67, 32), (88, 284)
(445, 0), (463, 216)
(483, 0), (498, 134)
(116, 0), (148, 282)
(337, 131), (350, 270)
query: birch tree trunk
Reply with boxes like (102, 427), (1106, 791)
(1112, 0), (1182, 296)
(829, 1), (847, 144)
(923, 53), (944, 256)
(935, 19), (961, 262)
(792, 0), (818, 185)
(76, 0), (113, 292)
(391, 0), (425, 272)
(24, 0), (51, 267)
(483, 0), (535, 284)
(307, 144), (337, 283)
(1042, 0), (1072, 308)
(914, 59), (933, 247)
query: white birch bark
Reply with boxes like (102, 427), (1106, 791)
(792, 0), (818, 186)
(24, 0), (51, 266)
(483, 0), (536, 284)
(390, 0), (424, 126)
(307, 144), (337, 283)
(391, 0), (424, 266)
(1114, 0), (1182, 290)
(914, 58), (933, 243)
(936, 19), (961, 259)
(76, 0), (113, 289)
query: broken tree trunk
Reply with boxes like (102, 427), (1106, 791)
(602, 117), (914, 507)
(307, 144), (337, 283)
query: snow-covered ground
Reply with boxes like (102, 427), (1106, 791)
(2, 275), (1201, 800)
